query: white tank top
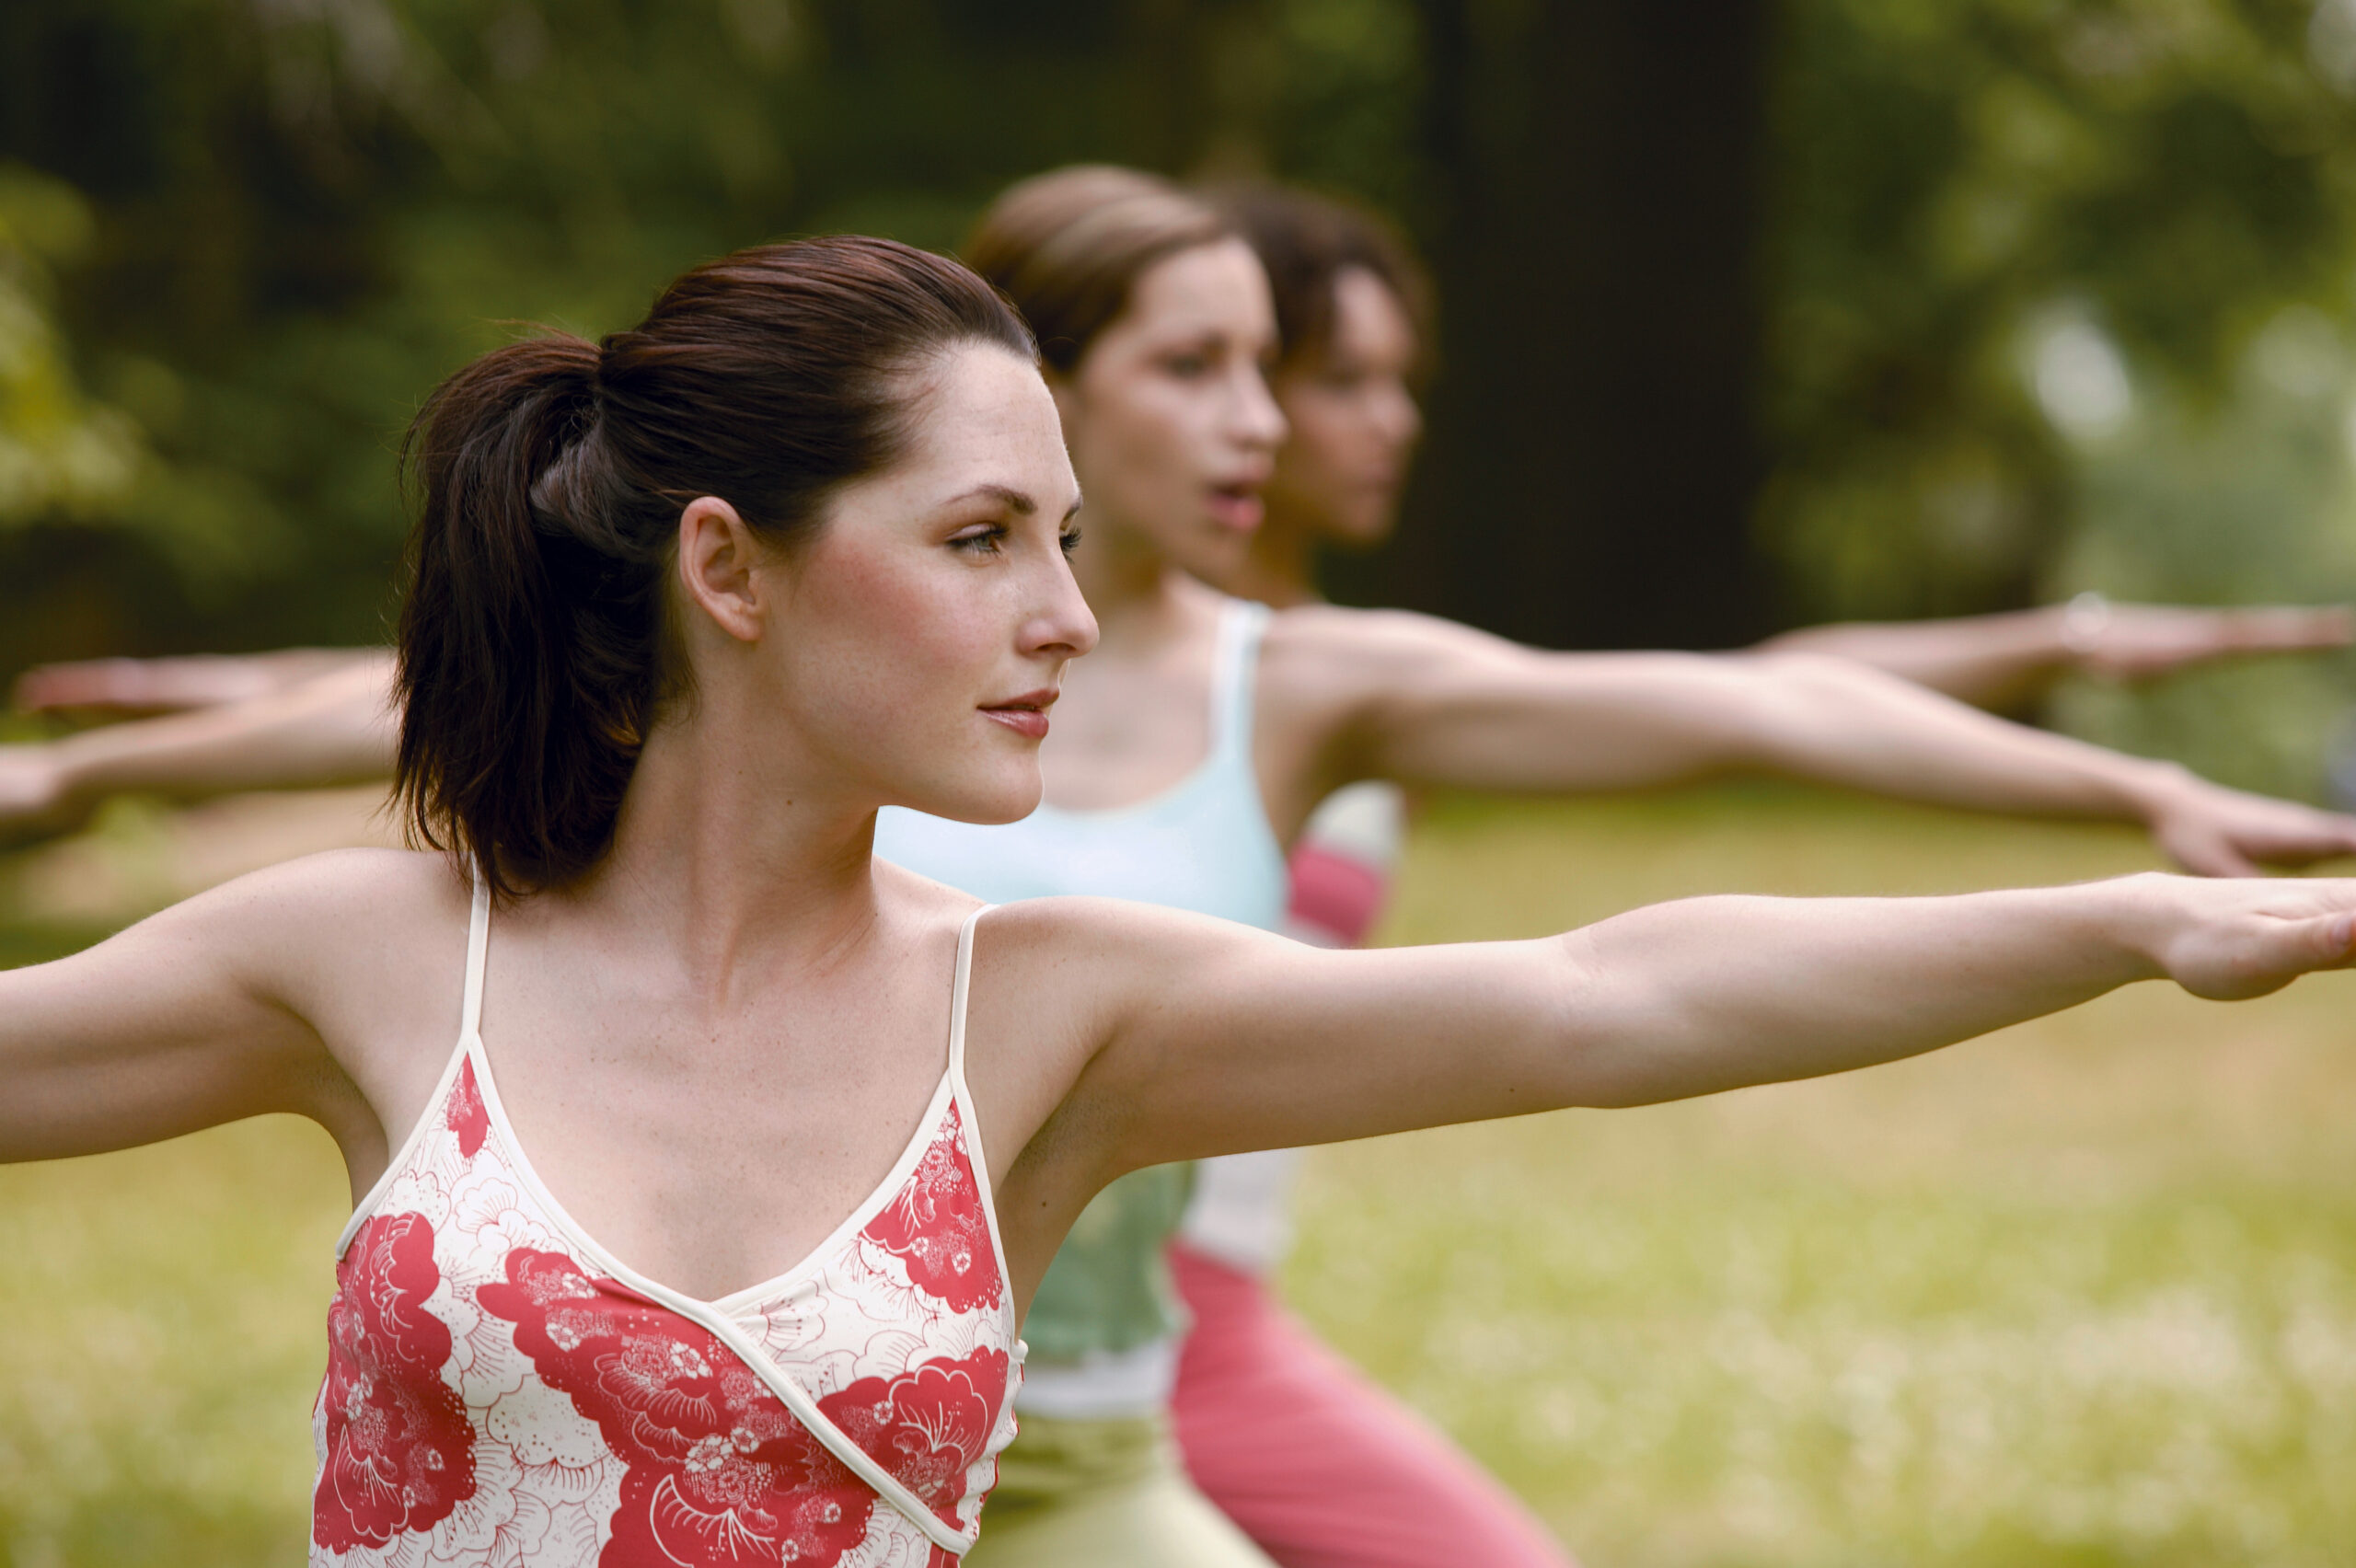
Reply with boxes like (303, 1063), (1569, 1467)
(872, 598), (1288, 1420)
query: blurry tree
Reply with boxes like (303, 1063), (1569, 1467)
(1761, 0), (2356, 626)
(0, 0), (1279, 680)
(6, 0), (2356, 741)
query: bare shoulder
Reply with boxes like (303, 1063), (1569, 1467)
(967, 895), (1269, 1021)
(170, 846), (468, 951)
(1265, 604), (1517, 690)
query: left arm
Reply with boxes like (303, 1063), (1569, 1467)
(1274, 607), (2356, 875)
(1757, 600), (2354, 711)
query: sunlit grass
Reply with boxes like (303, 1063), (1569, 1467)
(1290, 785), (2356, 1567)
(5, 783), (2356, 1563)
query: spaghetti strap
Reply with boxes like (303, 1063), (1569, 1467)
(1208, 598), (1270, 762)
(947, 903), (992, 1085)
(460, 869), (491, 1041)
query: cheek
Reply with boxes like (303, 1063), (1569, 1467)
(784, 550), (972, 722)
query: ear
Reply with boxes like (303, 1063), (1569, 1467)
(676, 496), (768, 644)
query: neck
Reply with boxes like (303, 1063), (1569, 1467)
(1221, 502), (1323, 609)
(571, 705), (881, 986)
(1070, 513), (1206, 653)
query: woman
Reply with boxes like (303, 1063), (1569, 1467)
(7, 174), (2356, 1567)
(1163, 180), (2356, 1568)
(8, 227), (2356, 1568)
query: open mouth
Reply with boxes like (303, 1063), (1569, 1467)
(1207, 483), (1265, 532)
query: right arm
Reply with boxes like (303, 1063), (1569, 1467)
(0, 653), (397, 842)
(0, 849), (451, 1171)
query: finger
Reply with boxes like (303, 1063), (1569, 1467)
(2309, 910), (2356, 971)
(2173, 836), (2262, 878)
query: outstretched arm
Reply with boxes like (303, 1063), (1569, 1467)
(0, 849), (444, 1167)
(0, 653), (397, 843)
(1275, 607), (2356, 875)
(1757, 599), (2354, 711)
(12, 647), (387, 718)
(992, 874), (2356, 1214)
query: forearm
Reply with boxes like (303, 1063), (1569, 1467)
(1755, 607), (2072, 710)
(49, 654), (398, 807)
(1732, 651), (2180, 824)
(1554, 880), (2165, 1108)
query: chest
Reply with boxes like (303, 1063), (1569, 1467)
(472, 965), (960, 1302)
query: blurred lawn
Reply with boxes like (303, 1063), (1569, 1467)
(4, 782), (2355, 1564)
(1294, 785), (2356, 1568)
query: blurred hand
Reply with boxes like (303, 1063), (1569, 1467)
(2137, 873), (2356, 1000)
(2074, 604), (2354, 683)
(0, 745), (89, 847)
(2141, 770), (2356, 877)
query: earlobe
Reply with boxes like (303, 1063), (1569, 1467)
(677, 496), (768, 644)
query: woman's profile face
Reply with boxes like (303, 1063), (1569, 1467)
(760, 342), (1096, 824)
(1265, 267), (1423, 548)
(1054, 237), (1288, 583)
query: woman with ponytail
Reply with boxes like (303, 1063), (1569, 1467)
(11, 178), (2356, 1568)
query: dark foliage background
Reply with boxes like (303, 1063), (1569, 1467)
(7, 0), (2356, 783)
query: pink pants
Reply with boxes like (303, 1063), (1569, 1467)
(1169, 1243), (1576, 1568)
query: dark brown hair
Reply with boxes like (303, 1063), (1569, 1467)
(394, 236), (1035, 899)
(963, 166), (1233, 374)
(1205, 183), (1433, 379)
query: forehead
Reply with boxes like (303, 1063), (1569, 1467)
(1328, 267), (1416, 360)
(876, 344), (1076, 501)
(1123, 238), (1276, 341)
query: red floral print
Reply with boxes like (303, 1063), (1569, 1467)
(819, 1348), (1011, 1529)
(314, 1212), (478, 1551)
(445, 1058), (490, 1159)
(862, 1102), (1001, 1312)
(478, 1249), (878, 1567)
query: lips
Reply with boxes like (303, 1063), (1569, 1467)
(1206, 481), (1265, 533)
(980, 687), (1057, 741)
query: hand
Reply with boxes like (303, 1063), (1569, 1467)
(2071, 603), (2354, 683)
(2135, 873), (2356, 1000)
(0, 744), (91, 847)
(2139, 768), (2356, 876)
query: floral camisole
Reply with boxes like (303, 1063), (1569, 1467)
(310, 887), (1021, 1567)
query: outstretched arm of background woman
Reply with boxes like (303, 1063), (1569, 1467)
(0, 652), (396, 843)
(1756, 600), (2353, 712)
(1272, 607), (2356, 875)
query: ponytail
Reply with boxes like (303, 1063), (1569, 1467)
(392, 236), (1035, 898)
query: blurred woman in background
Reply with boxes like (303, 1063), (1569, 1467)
(4, 169), (2355, 1568)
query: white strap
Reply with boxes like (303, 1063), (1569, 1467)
(946, 904), (991, 1084)
(1208, 598), (1269, 759)
(616, 1274), (982, 1553)
(460, 870), (491, 1040)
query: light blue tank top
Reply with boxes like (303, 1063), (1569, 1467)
(872, 598), (1288, 1366)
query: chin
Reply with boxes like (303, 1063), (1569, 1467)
(910, 767), (1045, 827)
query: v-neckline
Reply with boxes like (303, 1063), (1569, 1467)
(461, 1032), (958, 1314)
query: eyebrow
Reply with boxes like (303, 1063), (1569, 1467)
(943, 483), (1084, 522)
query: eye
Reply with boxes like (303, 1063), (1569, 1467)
(1058, 526), (1083, 557)
(1161, 351), (1212, 379)
(950, 523), (1007, 556)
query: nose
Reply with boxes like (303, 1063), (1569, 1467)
(1381, 382), (1423, 451)
(1023, 548), (1099, 661)
(1231, 362), (1288, 454)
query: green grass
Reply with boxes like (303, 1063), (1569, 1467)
(6, 782), (2356, 1564)
(1290, 786), (2356, 1566)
